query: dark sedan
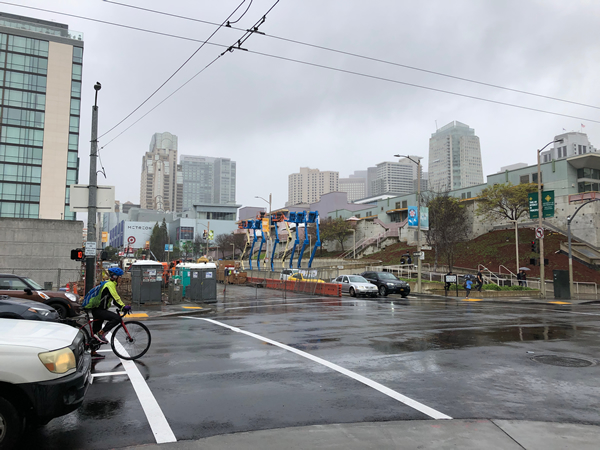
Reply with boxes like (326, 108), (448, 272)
(360, 271), (411, 297)
(0, 295), (60, 321)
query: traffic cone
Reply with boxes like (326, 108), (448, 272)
(66, 282), (70, 292)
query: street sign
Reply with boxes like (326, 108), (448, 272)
(84, 241), (96, 256)
(535, 227), (544, 239)
(421, 245), (432, 251)
(528, 191), (555, 219)
(413, 251), (424, 258)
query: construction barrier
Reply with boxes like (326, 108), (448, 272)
(246, 277), (341, 297)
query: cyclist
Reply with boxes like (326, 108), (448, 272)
(84, 267), (131, 358)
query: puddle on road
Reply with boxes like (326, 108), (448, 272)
(371, 324), (589, 353)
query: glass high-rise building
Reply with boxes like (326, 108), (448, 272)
(428, 121), (483, 192)
(0, 13), (83, 219)
(181, 155), (236, 209)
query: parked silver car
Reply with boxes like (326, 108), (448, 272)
(332, 275), (379, 297)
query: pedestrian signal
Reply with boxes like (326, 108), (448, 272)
(70, 248), (84, 261)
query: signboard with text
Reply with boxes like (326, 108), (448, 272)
(528, 191), (555, 219)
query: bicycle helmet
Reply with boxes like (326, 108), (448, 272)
(108, 267), (124, 277)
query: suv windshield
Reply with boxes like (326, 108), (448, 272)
(24, 278), (43, 289)
(379, 273), (399, 281)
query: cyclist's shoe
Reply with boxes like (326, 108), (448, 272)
(96, 331), (108, 344)
(91, 352), (105, 360)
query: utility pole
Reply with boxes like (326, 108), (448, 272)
(85, 82), (101, 294)
(536, 138), (563, 297)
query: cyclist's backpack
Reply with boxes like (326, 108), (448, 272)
(82, 281), (107, 308)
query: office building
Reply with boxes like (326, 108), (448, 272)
(0, 12), (83, 219)
(140, 132), (182, 212)
(287, 167), (339, 206)
(339, 171), (366, 202)
(428, 121), (483, 192)
(181, 155), (236, 209)
(540, 131), (597, 163)
(370, 156), (423, 196)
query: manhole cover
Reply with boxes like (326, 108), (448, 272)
(531, 355), (594, 367)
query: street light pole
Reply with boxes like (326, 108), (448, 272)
(231, 243), (235, 260)
(85, 82), (101, 294)
(395, 154), (422, 293)
(536, 139), (563, 297)
(510, 220), (519, 275)
(350, 229), (356, 259)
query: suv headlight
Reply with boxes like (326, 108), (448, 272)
(38, 347), (76, 373)
(65, 293), (77, 302)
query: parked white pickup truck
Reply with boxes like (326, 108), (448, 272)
(0, 319), (91, 449)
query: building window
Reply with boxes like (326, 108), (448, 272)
(519, 175), (530, 184)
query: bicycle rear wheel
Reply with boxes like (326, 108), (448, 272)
(110, 321), (151, 360)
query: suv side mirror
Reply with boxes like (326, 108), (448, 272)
(24, 288), (33, 295)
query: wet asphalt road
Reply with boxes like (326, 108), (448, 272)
(22, 287), (600, 449)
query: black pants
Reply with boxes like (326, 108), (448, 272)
(477, 281), (483, 292)
(91, 308), (120, 334)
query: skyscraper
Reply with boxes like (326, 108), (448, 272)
(0, 13), (83, 219)
(140, 132), (181, 212)
(180, 155), (236, 209)
(287, 167), (339, 206)
(428, 121), (483, 192)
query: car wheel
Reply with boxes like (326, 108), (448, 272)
(0, 396), (22, 450)
(379, 285), (388, 297)
(50, 303), (67, 319)
(349, 287), (356, 297)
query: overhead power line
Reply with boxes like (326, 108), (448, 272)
(101, 0), (600, 112)
(97, 0), (249, 139)
(1, 1), (597, 146)
(244, 49), (600, 124)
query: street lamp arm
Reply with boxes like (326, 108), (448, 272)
(255, 195), (269, 204)
(568, 199), (600, 224)
(393, 154), (420, 166)
(538, 139), (564, 154)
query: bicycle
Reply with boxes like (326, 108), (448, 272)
(64, 308), (151, 360)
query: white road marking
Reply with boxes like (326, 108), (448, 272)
(109, 333), (177, 444)
(185, 317), (452, 420)
(91, 371), (128, 378)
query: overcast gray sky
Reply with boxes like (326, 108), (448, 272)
(6, 0), (600, 212)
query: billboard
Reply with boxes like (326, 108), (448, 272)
(110, 221), (156, 249)
(177, 226), (194, 241)
(407, 206), (429, 230)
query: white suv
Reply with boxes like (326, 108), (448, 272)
(0, 319), (91, 449)
(280, 269), (300, 280)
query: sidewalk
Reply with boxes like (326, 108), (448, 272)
(127, 419), (600, 449)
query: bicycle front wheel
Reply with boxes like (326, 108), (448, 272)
(110, 321), (151, 360)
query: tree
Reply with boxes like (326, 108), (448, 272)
(103, 246), (119, 261)
(149, 220), (168, 261)
(232, 232), (247, 257)
(476, 182), (535, 222)
(193, 234), (206, 260)
(320, 217), (354, 252)
(425, 192), (469, 271)
(215, 233), (232, 259)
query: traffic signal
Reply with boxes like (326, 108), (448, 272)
(70, 248), (84, 261)
(531, 241), (537, 253)
(203, 229), (208, 239)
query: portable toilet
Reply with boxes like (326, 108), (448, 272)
(175, 263), (193, 297)
(131, 260), (164, 305)
(187, 262), (217, 303)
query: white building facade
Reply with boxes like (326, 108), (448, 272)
(140, 132), (182, 212)
(287, 167), (339, 205)
(428, 121), (483, 192)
